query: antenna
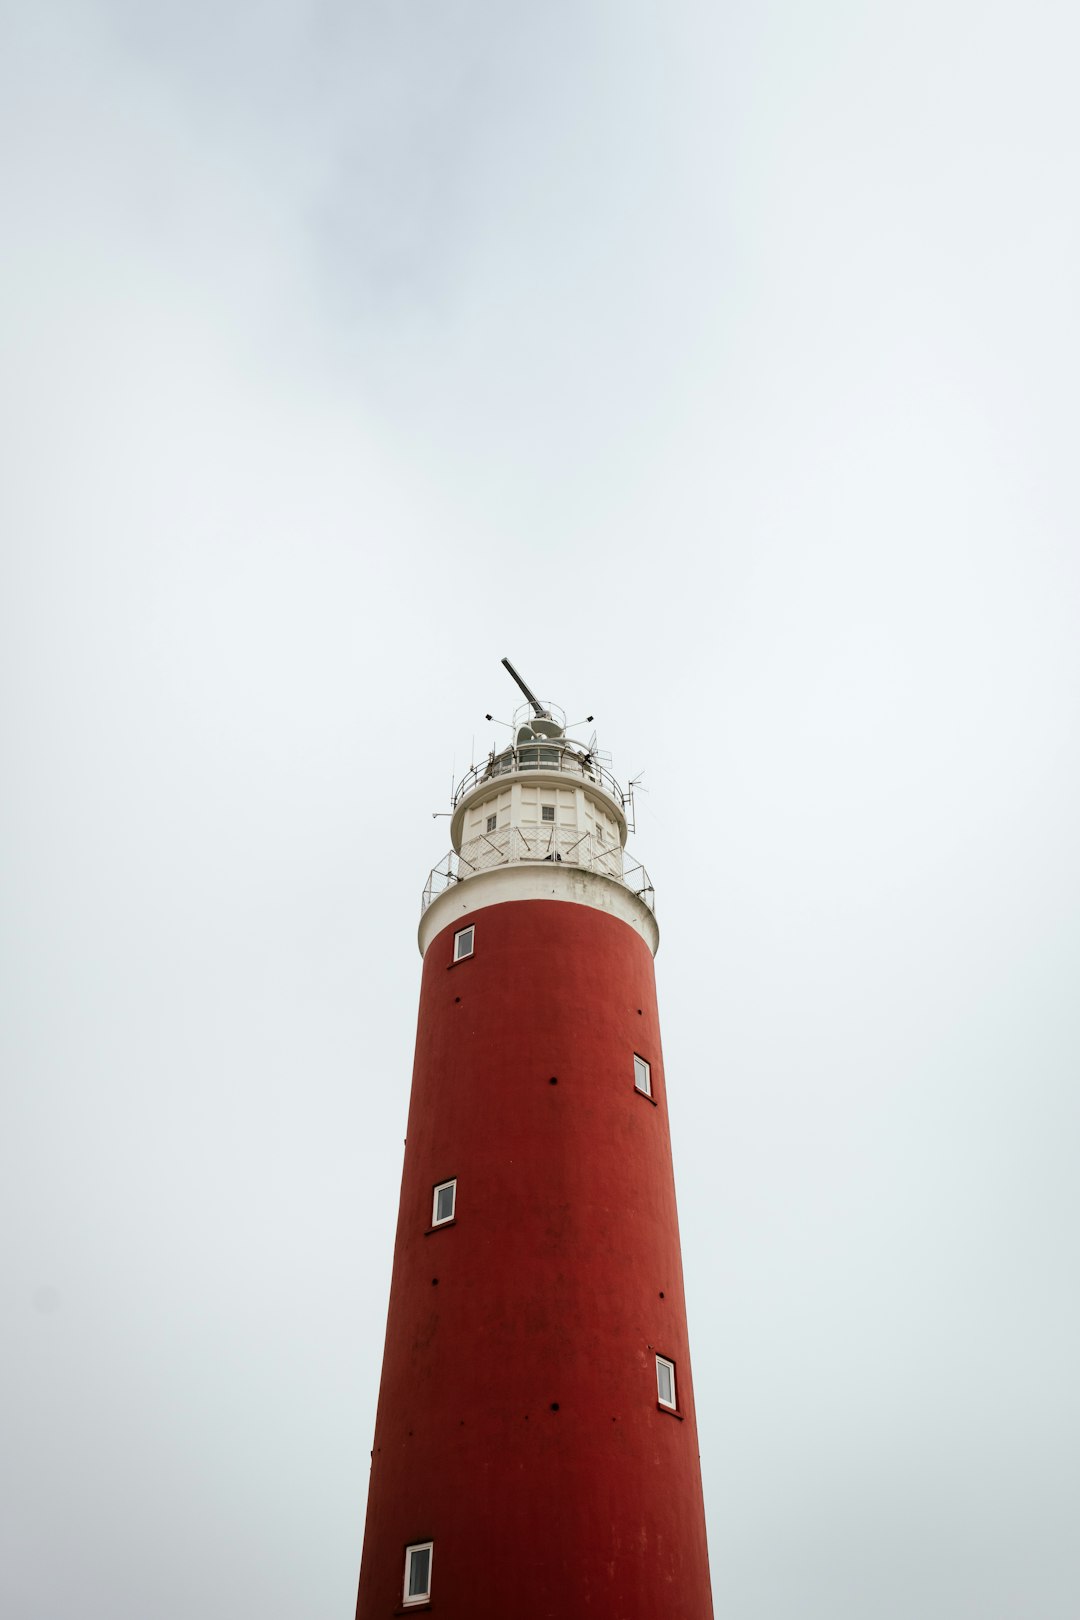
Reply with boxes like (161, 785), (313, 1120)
(501, 656), (547, 719)
(624, 770), (646, 836)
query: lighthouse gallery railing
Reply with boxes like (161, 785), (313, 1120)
(452, 742), (627, 811)
(422, 826), (656, 916)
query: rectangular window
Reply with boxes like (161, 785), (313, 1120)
(432, 1179), (456, 1226)
(634, 1054), (652, 1096)
(486, 813), (497, 832)
(541, 804), (556, 821)
(656, 1355), (677, 1410)
(454, 926), (474, 962)
(404, 1542), (433, 1605)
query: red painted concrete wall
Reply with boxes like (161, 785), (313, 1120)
(355, 897), (713, 1619)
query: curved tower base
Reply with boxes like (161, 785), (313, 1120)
(355, 890), (713, 1619)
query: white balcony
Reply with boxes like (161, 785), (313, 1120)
(422, 825), (655, 916)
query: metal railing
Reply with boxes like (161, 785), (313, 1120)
(452, 741), (626, 811)
(421, 827), (655, 916)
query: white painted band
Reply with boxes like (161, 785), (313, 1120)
(417, 862), (660, 959)
(450, 768), (628, 851)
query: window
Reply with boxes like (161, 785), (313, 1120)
(432, 1179), (456, 1226)
(403, 1542), (433, 1606)
(656, 1355), (677, 1410)
(541, 804), (555, 821)
(454, 926), (474, 962)
(486, 813), (497, 832)
(519, 745), (559, 770)
(634, 1054), (652, 1096)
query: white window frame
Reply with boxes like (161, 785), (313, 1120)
(634, 1054), (652, 1096)
(403, 1541), (433, 1606)
(541, 803), (556, 821)
(432, 1178), (456, 1227)
(486, 813), (497, 832)
(453, 926), (474, 962)
(656, 1354), (677, 1410)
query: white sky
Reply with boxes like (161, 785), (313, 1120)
(3, 3), (1080, 1616)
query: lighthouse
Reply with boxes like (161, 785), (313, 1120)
(354, 662), (714, 1619)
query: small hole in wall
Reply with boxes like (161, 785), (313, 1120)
(549, 1076), (558, 1085)
(637, 1008), (643, 1015)
(659, 1291), (665, 1299)
(454, 996), (461, 1003)
(431, 1278), (439, 1286)
(550, 1402), (560, 1412)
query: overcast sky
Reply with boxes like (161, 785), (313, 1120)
(3, 2), (1080, 1616)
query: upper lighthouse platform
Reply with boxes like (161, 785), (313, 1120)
(420, 681), (657, 956)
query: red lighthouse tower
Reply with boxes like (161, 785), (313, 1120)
(354, 662), (713, 1619)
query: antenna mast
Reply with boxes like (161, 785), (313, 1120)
(501, 656), (548, 719)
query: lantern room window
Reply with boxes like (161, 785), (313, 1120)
(541, 804), (556, 821)
(486, 814), (497, 832)
(403, 1542), (433, 1605)
(454, 926), (474, 962)
(656, 1355), (677, 1410)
